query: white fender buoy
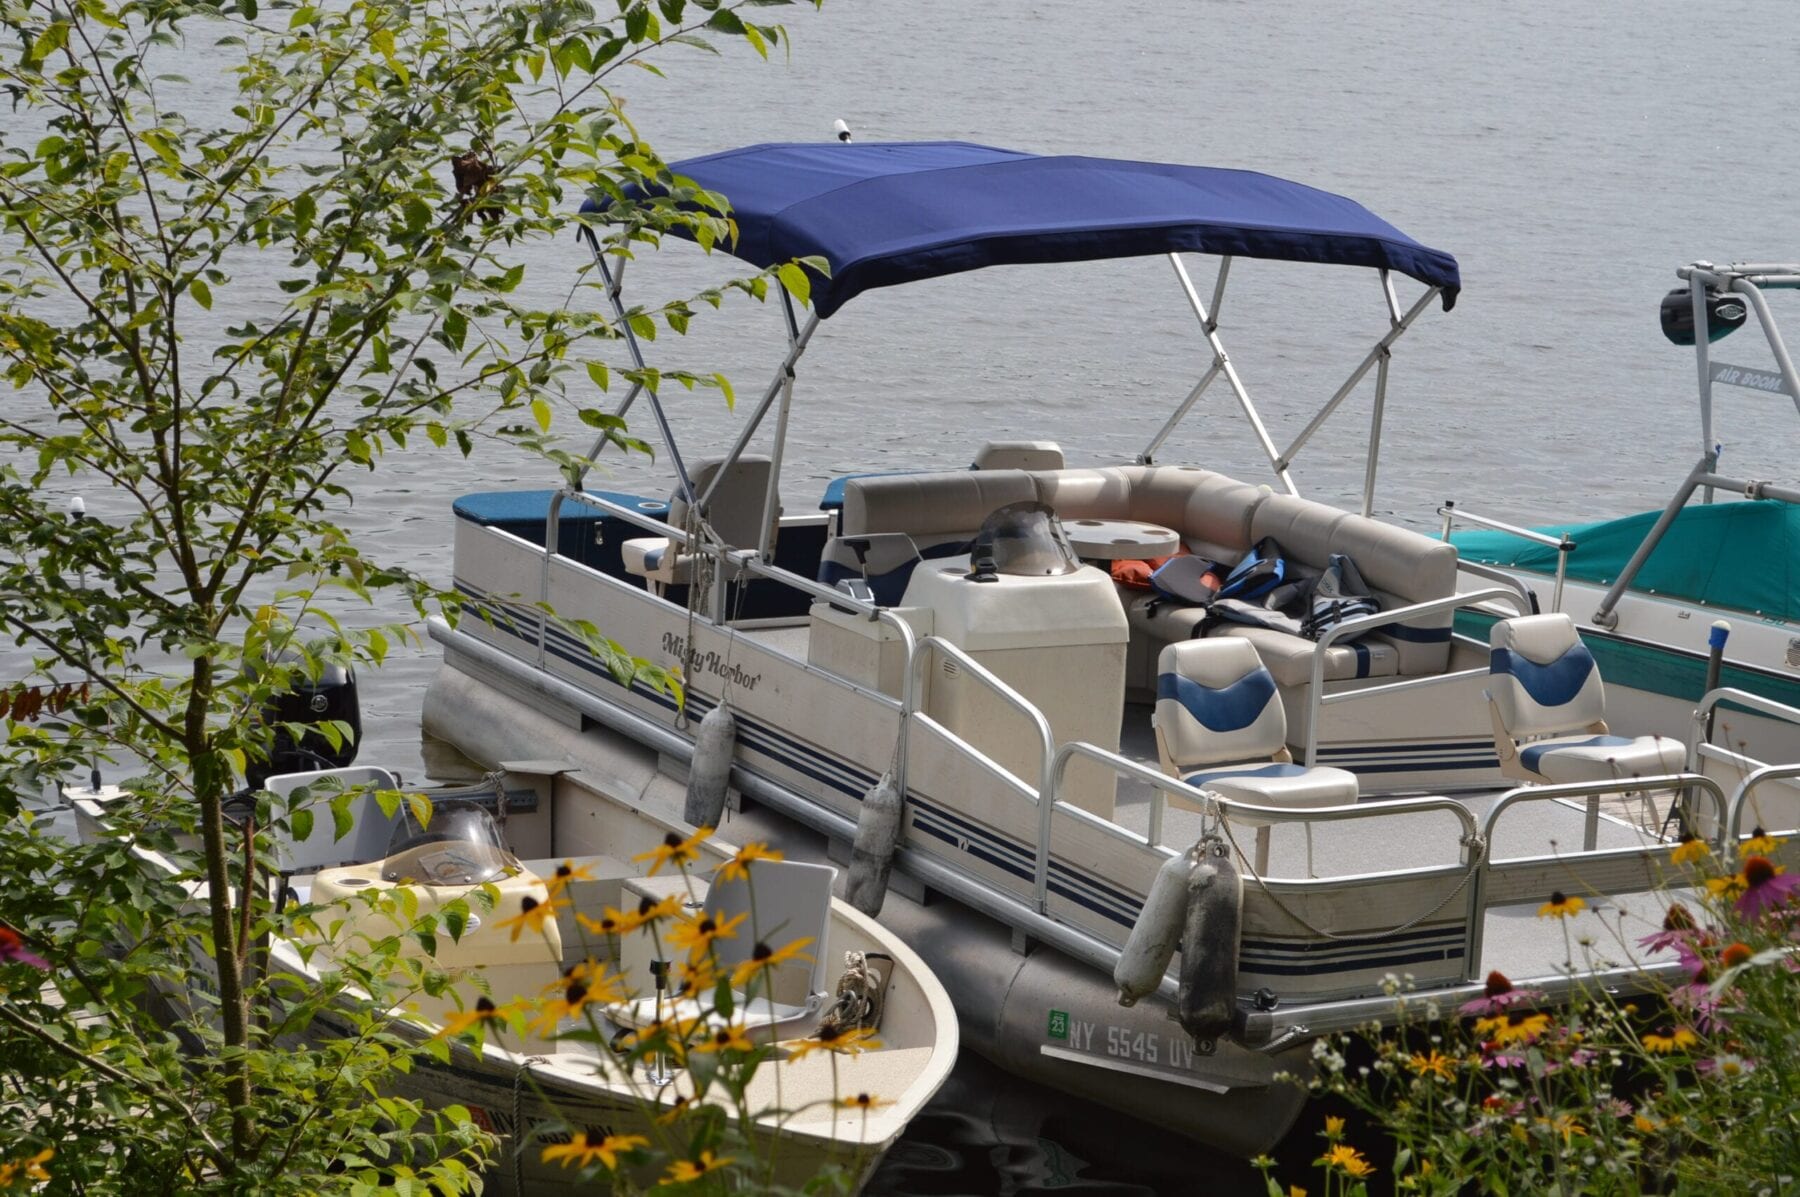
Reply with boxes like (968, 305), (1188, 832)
(845, 772), (903, 916)
(1175, 845), (1243, 1048)
(1114, 841), (1205, 1006)
(683, 704), (737, 829)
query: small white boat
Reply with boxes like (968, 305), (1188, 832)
(418, 141), (1800, 1156)
(66, 760), (957, 1194)
(1447, 262), (1800, 764)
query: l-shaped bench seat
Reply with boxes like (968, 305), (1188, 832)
(830, 465), (1460, 698)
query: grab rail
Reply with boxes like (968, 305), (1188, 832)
(1438, 502), (1576, 613)
(1466, 773), (1728, 978)
(526, 486), (925, 794)
(1049, 741), (1205, 849)
(1726, 764), (1800, 842)
(1690, 687), (1800, 759)
(908, 636), (1057, 912)
(1302, 586), (1532, 766)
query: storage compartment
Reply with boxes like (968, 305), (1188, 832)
(806, 603), (933, 696)
(903, 550), (1127, 817)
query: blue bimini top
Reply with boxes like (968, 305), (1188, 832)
(583, 141), (1461, 319)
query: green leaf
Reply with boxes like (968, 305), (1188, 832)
(776, 262), (811, 305)
(330, 792), (353, 843)
(189, 278), (212, 310)
(712, 372), (734, 409)
(530, 397), (551, 432)
(442, 309), (466, 350)
(585, 361), (609, 392)
(404, 197), (432, 235)
(30, 21), (70, 64)
(407, 791), (433, 829)
(290, 807), (314, 844)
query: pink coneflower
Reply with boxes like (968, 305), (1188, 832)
(1459, 969), (1545, 1017)
(1734, 856), (1800, 920)
(1637, 903), (1701, 955)
(0, 925), (48, 970)
(1668, 964), (1731, 1033)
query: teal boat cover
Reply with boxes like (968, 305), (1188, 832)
(1452, 501), (1800, 621)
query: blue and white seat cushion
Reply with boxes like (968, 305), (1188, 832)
(1152, 639), (1358, 822)
(1487, 614), (1683, 784)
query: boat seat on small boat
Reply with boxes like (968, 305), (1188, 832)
(1152, 639), (1358, 871)
(622, 455), (780, 591)
(1485, 614), (1684, 785)
(612, 858), (836, 1038)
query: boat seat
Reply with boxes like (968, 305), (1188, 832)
(1125, 596), (1401, 685)
(838, 469), (1038, 559)
(1152, 639), (1358, 871)
(621, 456), (780, 592)
(612, 858), (835, 1040)
(816, 532), (925, 607)
(1485, 613), (1683, 785)
(971, 440), (1064, 471)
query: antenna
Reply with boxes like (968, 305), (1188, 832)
(833, 119), (852, 143)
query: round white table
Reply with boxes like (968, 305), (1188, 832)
(1062, 518), (1181, 560)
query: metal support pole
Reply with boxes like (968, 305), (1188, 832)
(1592, 453), (1714, 628)
(757, 292), (802, 562)
(592, 252), (695, 510)
(1275, 285), (1438, 474)
(699, 312), (822, 509)
(1692, 276), (1717, 503)
(1139, 363), (1222, 464)
(1166, 253), (1299, 495)
(1362, 350), (1389, 518)
(1734, 279), (1800, 421)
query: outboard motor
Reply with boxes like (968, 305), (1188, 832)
(247, 654), (362, 788)
(1660, 286), (1747, 346)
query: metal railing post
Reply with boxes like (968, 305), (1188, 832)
(907, 636), (1057, 912)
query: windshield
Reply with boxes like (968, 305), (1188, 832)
(971, 501), (1081, 577)
(380, 800), (521, 886)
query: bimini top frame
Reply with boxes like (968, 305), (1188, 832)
(563, 140), (1463, 546)
(1584, 262), (1800, 627)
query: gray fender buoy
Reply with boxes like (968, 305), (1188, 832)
(845, 772), (903, 916)
(1175, 846), (1242, 1048)
(1114, 841), (1205, 1006)
(684, 704), (737, 828)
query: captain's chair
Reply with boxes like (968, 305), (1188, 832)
(611, 858), (835, 1040)
(1153, 639), (1359, 872)
(621, 456), (780, 593)
(1484, 614), (1683, 784)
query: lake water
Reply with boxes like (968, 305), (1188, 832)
(18, 0), (1800, 1189)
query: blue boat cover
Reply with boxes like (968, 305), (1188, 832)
(585, 141), (1461, 319)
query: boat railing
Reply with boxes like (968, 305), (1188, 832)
(1467, 773), (1728, 973)
(1301, 586), (1533, 767)
(1691, 686), (1800, 758)
(1049, 741), (1208, 850)
(1724, 763), (1800, 845)
(906, 635), (1057, 912)
(1438, 502), (1576, 613)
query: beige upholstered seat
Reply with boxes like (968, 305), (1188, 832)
(622, 456), (780, 592)
(1152, 639), (1358, 871)
(1485, 614), (1683, 785)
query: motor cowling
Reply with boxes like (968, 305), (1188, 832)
(248, 658), (362, 788)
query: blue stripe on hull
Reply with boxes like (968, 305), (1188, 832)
(451, 580), (1478, 975)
